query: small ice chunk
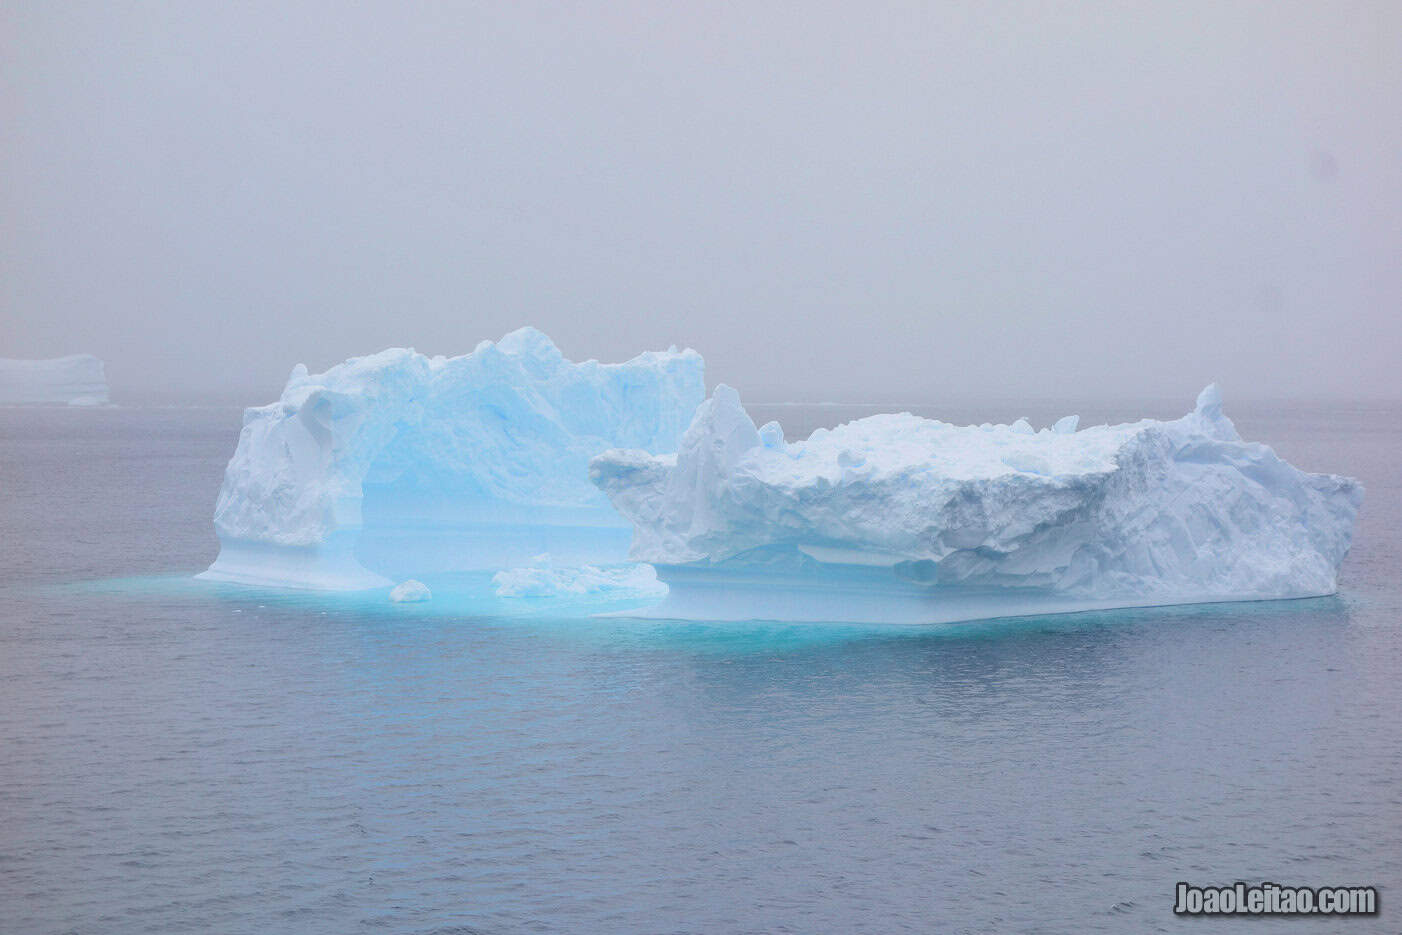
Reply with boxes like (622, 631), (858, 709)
(1052, 415), (1079, 435)
(1010, 418), (1035, 435)
(390, 579), (432, 602)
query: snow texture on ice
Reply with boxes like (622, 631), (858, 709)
(590, 384), (1364, 624)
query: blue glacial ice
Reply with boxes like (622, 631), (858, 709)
(590, 384), (1364, 624)
(0, 354), (109, 406)
(199, 328), (704, 590)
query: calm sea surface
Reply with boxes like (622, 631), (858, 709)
(2, 399), (1400, 934)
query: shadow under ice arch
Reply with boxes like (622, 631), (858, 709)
(199, 328), (704, 590)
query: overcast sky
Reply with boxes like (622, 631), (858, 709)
(3, 1), (1399, 403)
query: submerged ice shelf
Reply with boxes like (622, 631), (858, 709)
(590, 384), (1363, 624)
(200, 328), (704, 589)
(0, 354), (109, 406)
(492, 554), (668, 600)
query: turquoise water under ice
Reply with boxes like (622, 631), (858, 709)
(2, 401), (1400, 933)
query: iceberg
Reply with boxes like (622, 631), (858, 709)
(0, 355), (109, 406)
(200, 328), (704, 590)
(590, 384), (1363, 625)
(389, 579), (432, 603)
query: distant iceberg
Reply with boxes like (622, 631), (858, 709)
(0, 355), (109, 406)
(389, 579), (432, 603)
(590, 384), (1364, 624)
(200, 328), (704, 590)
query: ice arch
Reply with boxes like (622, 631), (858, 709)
(199, 328), (704, 589)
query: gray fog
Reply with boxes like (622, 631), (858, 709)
(4, 1), (1399, 404)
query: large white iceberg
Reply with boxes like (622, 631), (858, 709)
(0, 355), (109, 406)
(200, 328), (704, 589)
(590, 384), (1363, 624)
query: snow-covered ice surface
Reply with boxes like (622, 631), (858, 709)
(591, 384), (1364, 624)
(0, 355), (109, 406)
(200, 328), (704, 590)
(492, 554), (667, 599)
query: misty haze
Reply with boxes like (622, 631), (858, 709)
(4, 2), (1400, 403)
(3, 3), (1400, 934)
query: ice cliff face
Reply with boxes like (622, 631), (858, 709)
(590, 384), (1363, 623)
(201, 328), (704, 589)
(0, 355), (109, 406)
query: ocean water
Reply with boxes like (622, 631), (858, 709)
(2, 400), (1399, 934)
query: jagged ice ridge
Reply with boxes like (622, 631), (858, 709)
(589, 384), (1363, 624)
